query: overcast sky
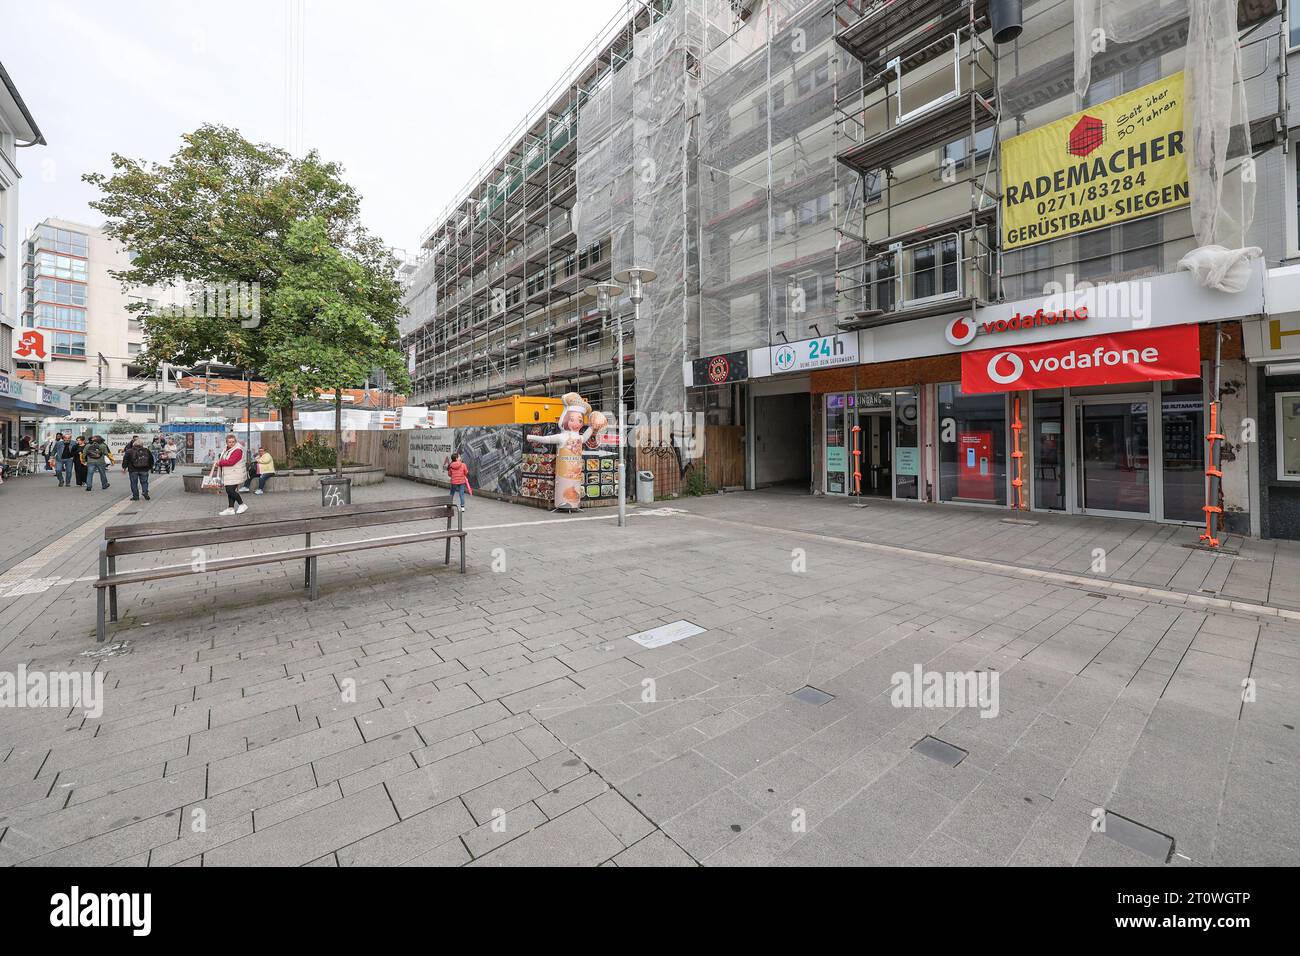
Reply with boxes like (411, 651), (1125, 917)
(5, 0), (624, 254)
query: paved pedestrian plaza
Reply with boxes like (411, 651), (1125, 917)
(0, 470), (1297, 866)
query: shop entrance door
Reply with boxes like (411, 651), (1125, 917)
(1073, 397), (1153, 519)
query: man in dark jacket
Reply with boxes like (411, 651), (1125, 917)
(47, 433), (68, 486)
(124, 438), (154, 500)
(83, 436), (111, 492)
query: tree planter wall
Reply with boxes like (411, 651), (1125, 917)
(182, 465), (385, 493)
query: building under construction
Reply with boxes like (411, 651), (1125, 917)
(403, 0), (1300, 541)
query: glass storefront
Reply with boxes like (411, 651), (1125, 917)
(822, 388), (919, 499)
(1027, 379), (1207, 522)
(938, 383), (1008, 506)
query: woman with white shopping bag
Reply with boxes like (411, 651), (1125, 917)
(207, 434), (249, 515)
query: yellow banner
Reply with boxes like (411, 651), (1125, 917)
(1001, 72), (1188, 251)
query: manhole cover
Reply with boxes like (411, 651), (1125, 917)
(1099, 811), (1174, 862)
(913, 735), (967, 767)
(790, 686), (834, 706)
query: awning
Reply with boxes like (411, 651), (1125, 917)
(57, 383), (369, 413)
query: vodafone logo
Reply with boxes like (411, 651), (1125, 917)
(945, 316), (976, 346)
(986, 351), (1024, 385)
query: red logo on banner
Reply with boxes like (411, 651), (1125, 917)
(14, 329), (47, 359)
(961, 325), (1201, 393)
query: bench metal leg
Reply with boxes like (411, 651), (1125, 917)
(460, 535), (466, 574)
(445, 511), (451, 565)
(308, 557), (319, 601)
(107, 556), (118, 622)
(304, 532), (312, 588)
(96, 587), (106, 643)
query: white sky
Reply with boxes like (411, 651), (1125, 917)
(5, 0), (625, 253)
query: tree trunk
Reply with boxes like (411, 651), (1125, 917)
(279, 403), (297, 462)
(334, 390), (343, 478)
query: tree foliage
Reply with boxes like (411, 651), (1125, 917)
(84, 124), (405, 452)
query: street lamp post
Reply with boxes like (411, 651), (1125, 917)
(612, 267), (657, 528)
(585, 282), (625, 525)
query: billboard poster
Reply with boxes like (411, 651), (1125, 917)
(407, 427), (455, 484)
(520, 422), (558, 502)
(961, 326), (1201, 394)
(1001, 72), (1187, 250)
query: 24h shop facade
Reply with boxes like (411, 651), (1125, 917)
(688, 260), (1300, 540)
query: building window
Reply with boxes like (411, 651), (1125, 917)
(53, 332), (87, 357)
(34, 225), (89, 256)
(1292, 0), (1300, 48)
(35, 304), (87, 331)
(35, 278), (87, 307)
(128, 342), (142, 356)
(126, 404), (157, 414)
(1278, 392), (1300, 480)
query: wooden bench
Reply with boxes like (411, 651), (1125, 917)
(94, 496), (465, 642)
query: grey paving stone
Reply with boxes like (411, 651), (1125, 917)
(469, 805), (623, 867)
(205, 784), (399, 866)
(384, 734), (538, 819)
(613, 831), (698, 867)
(336, 798), (474, 866)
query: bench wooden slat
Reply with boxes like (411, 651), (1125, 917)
(104, 495), (454, 540)
(96, 529), (466, 588)
(106, 505), (456, 556)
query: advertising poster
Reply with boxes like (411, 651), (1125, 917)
(1001, 72), (1187, 250)
(408, 427), (454, 483)
(520, 422), (558, 502)
(457, 425), (523, 496)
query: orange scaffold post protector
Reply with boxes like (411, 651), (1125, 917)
(1011, 395), (1025, 510)
(851, 424), (862, 496)
(1201, 400), (1224, 548)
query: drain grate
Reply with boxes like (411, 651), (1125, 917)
(912, 735), (967, 767)
(1100, 812), (1174, 862)
(790, 686), (834, 706)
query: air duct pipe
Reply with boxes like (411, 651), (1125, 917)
(989, 0), (1024, 44)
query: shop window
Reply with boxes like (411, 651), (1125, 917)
(1277, 391), (1300, 480)
(938, 383), (1007, 506)
(1033, 393), (1065, 510)
(825, 394), (847, 494)
(893, 387), (920, 500)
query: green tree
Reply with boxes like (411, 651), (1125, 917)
(265, 217), (409, 477)
(84, 123), (398, 455)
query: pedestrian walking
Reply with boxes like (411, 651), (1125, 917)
(151, 436), (166, 473)
(211, 434), (248, 516)
(83, 436), (112, 491)
(72, 437), (88, 488)
(124, 437), (154, 500)
(447, 452), (472, 512)
(252, 447), (276, 494)
(46, 432), (68, 486)
(163, 437), (179, 473)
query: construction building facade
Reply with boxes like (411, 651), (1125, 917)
(402, 0), (1300, 540)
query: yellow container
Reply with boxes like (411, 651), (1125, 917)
(447, 396), (565, 427)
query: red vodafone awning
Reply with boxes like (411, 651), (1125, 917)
(961, 325), (1201, 394)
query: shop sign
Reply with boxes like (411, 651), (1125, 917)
(944, 308), (1087, 349)
(961, 326), (1201, 393)
(770, 333), (858, 375)
(690, 350), (748, 386)
(1001, 72), (1188, 250)
(13, 328), (51, 364)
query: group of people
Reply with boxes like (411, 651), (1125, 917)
(209, 434), (276, 516)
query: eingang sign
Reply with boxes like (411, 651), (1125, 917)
(1001, 72), (1188, 250)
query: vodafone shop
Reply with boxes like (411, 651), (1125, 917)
(816, 267), (1262, 528)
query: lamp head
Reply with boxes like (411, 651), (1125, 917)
(613, 267), (657, 304)
(584, 282), (624, 314)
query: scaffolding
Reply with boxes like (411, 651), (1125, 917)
(831, 0), (1000, 332)
(401, 4), (660, 413)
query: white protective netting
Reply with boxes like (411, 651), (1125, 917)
(1075, 0), (1259, 290)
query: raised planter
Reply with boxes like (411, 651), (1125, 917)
(182, 465), (385, 494)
